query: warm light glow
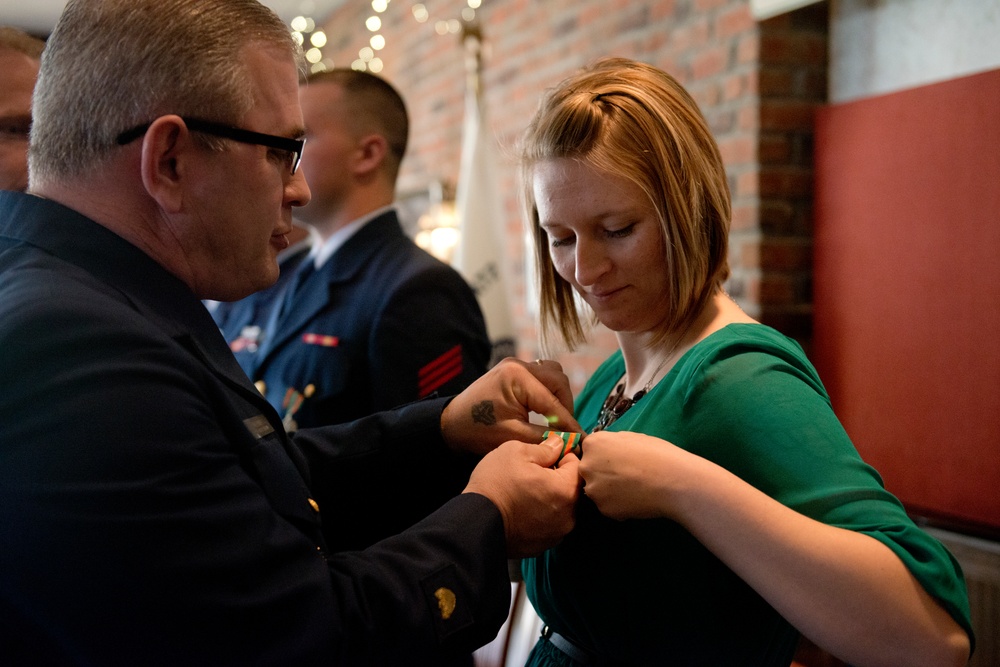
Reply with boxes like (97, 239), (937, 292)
(372, 0), (389, 12)
(305, 47), (323, 64)
(366, 16), (382, 31)
(291, 31), (304, 46)
(290, 15), (309, 32)
(447, 19), (461, 33)
(351, 59), (367, 71)
(462, 7), (475, 21)
(416, 226), (460, 263)
(434, 20), (449, 35)
(358, 46), (374, 62)
(415, 198), (460, 263)
(468, 0), (481, 8)
(412, 4), (429, 22)
(370, 34), (386, 50)
(368, 57), (384, 73)
(310, 30), (327, 47)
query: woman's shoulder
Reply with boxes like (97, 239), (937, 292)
(678, 322), (828, 399)
(691, 322), (809, 365)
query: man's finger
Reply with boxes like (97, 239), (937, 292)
(521, 359), (575, 413)
(516, 379), (580, 433)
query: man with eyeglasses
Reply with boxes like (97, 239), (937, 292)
(0, 1), (580, 665)
(0, 26), (44, 192)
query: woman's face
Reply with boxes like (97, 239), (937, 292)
(533, 158), (672, 335)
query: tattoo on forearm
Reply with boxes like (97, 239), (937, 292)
(472, 400), (496, 426)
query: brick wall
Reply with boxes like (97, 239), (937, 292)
(756, 3), (827, 355)
(315, 0), (828, 393)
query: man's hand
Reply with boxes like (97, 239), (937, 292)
(441, 358), (581, 456)
(464, 435), (580, 558)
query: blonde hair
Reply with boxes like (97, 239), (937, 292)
(30, 0), (301, 181)
(520, 57), (731, 351)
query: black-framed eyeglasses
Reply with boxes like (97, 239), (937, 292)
(116, 117), (305, 175)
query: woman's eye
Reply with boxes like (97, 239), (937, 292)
(549, 234), (575, 248)
(607, 223), (636, 238)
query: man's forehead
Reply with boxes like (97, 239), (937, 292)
(0, 48), (40, 79)
(0, 50), (38, 115)
(240, 45), (305, 134)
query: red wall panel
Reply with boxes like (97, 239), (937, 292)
(814, 68), (1000, 534)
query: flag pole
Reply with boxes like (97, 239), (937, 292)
(454, 24), (517, 366)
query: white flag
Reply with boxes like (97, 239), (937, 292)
(454, 35), (516, 366)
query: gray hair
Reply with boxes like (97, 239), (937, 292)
(30, 0), (301, 181)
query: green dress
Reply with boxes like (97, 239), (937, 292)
(523, 324), (973, 666)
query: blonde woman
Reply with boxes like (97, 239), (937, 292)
(520, 58), (973, 667)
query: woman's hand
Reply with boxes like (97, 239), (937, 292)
(579, 430), (696, 520)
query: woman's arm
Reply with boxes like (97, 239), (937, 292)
(580, 431), (971, 667)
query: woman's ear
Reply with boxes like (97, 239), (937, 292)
(139, 115), (189, 214)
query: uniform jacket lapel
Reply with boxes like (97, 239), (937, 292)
(254, 211), (405, 368)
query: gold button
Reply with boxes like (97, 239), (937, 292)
(307, 498), (320, 512)
(254, 380), (266, 395)
(434, 587), (456, 620)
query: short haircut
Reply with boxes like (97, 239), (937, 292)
(519, 57), (732, 351)
(305, 68), (409, 181)
(29, 0), (301, 182)
(0, 26), (45, 59)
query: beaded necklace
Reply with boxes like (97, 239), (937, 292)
(592, 332), (687, 432)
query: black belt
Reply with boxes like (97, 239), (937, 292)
(541, 625), (600, 666)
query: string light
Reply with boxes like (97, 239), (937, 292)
(291, 12), (332, 73)
(289, 0), (484, 74)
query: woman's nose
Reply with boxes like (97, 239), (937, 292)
(574, 237), (609, 287)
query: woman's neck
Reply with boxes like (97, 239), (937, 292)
(616, 291), (756, 396)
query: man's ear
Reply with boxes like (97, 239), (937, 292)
(352, 133), (389, 177)
(139, 115), (189, 214)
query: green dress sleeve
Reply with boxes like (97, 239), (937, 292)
(666, 324), (974, 643)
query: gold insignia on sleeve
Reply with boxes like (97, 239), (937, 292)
(434, 587), (456, 620)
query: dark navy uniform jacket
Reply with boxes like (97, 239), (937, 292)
(219, 210), (491, 552)
(0, 192), (509, 666)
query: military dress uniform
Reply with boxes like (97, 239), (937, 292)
(225, 209), (491, 553)
(0, 192), (510, 666)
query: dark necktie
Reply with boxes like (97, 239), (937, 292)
(279, 259), (316, 318)
(260, 259), (316, 350)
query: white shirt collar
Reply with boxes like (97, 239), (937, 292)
(305, 204), (395, 270)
